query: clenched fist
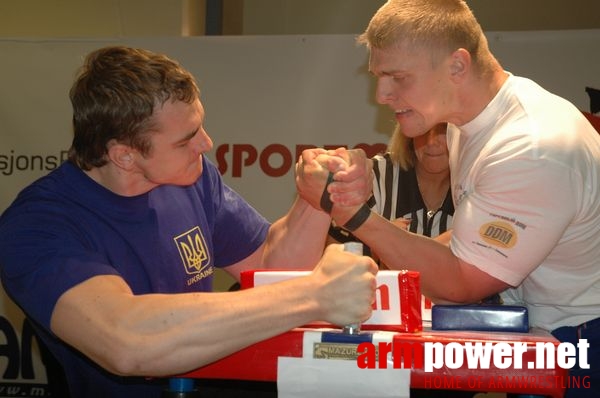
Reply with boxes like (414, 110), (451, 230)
(310, 243), (378, 326)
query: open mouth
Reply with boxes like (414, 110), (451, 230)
(394, 109), (413, 121)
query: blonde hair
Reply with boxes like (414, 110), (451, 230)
(387, 123), (448, 171)
(387, 124), (414, 171)
(358, 0), (496, 71)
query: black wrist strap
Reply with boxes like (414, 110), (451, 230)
(319, 172), (335, 214)
(343, 204), (372, 232)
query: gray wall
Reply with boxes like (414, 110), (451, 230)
(1, 0), (599, 37)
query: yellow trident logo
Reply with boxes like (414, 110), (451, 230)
(174, 226), (210, 275)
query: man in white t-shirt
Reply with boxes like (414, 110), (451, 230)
(295, 1), (600, 396)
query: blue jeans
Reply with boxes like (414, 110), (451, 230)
(550, 317), (600, 397)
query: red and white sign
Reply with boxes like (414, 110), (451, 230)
(241, 269), (422, 332)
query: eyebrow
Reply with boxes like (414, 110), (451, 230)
(369, 67), (404, 77)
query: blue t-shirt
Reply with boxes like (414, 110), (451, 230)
(0, 157), (270, 397)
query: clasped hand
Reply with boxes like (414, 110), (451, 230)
(295, 147), (373, 225)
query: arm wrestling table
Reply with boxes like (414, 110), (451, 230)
(182, 327), (568, 397)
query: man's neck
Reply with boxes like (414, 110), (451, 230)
(452, 68), (509, 127)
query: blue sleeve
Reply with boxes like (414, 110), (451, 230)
(198, 158), (270, 268)
(0, 198), (120, 329)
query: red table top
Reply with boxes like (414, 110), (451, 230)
(184, 327), (568, 397)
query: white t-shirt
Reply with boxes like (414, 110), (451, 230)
(448, 73), (600, 331)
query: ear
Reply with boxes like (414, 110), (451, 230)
(448, 48), (471, 81)
(106, 140), (136, 170)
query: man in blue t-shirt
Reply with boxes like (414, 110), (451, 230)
(0, 46), (377, 398)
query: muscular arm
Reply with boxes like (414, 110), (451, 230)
(296, 148), (509, 304)
(50, 244), (377, 377)
(351, 211), (510, 304)
(222, 196), (331, 283)
(242, 147), (372, 275)
(261, 196), (332, 271)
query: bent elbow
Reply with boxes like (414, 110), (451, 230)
(93, 343), (146, 376)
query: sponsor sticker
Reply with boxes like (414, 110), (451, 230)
(479, 221), (517, 248)
(314, 342), (363, 360)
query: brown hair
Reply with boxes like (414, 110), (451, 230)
(68, 46), (200, 170)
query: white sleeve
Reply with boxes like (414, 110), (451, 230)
(450, 151), (578, 286)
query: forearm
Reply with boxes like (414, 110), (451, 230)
(262, 195), (331, 269)
(353, 212), (509, 303)
(135, 279), (323, 374)
(350, 212), (466, 300)
(52, 244), (377, 378)
(52, 274), (323, 376)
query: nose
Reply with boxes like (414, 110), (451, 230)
(425, 128), (447, 149)
(375, 78), (395, 105)
(192, 127), (213, 154)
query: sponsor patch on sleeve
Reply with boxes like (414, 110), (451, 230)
(478, 221), (517, 248)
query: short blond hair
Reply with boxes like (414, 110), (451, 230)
(358, 0), (495, 70)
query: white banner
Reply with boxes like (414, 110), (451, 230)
(0, 31), (599, 394)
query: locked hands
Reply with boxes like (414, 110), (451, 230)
(295, 147), (373, 228)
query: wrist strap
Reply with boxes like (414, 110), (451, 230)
(319, 172), (335, 214)
(343, 204), (372, 232)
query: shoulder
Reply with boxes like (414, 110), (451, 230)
(1, 162), (72, 218)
